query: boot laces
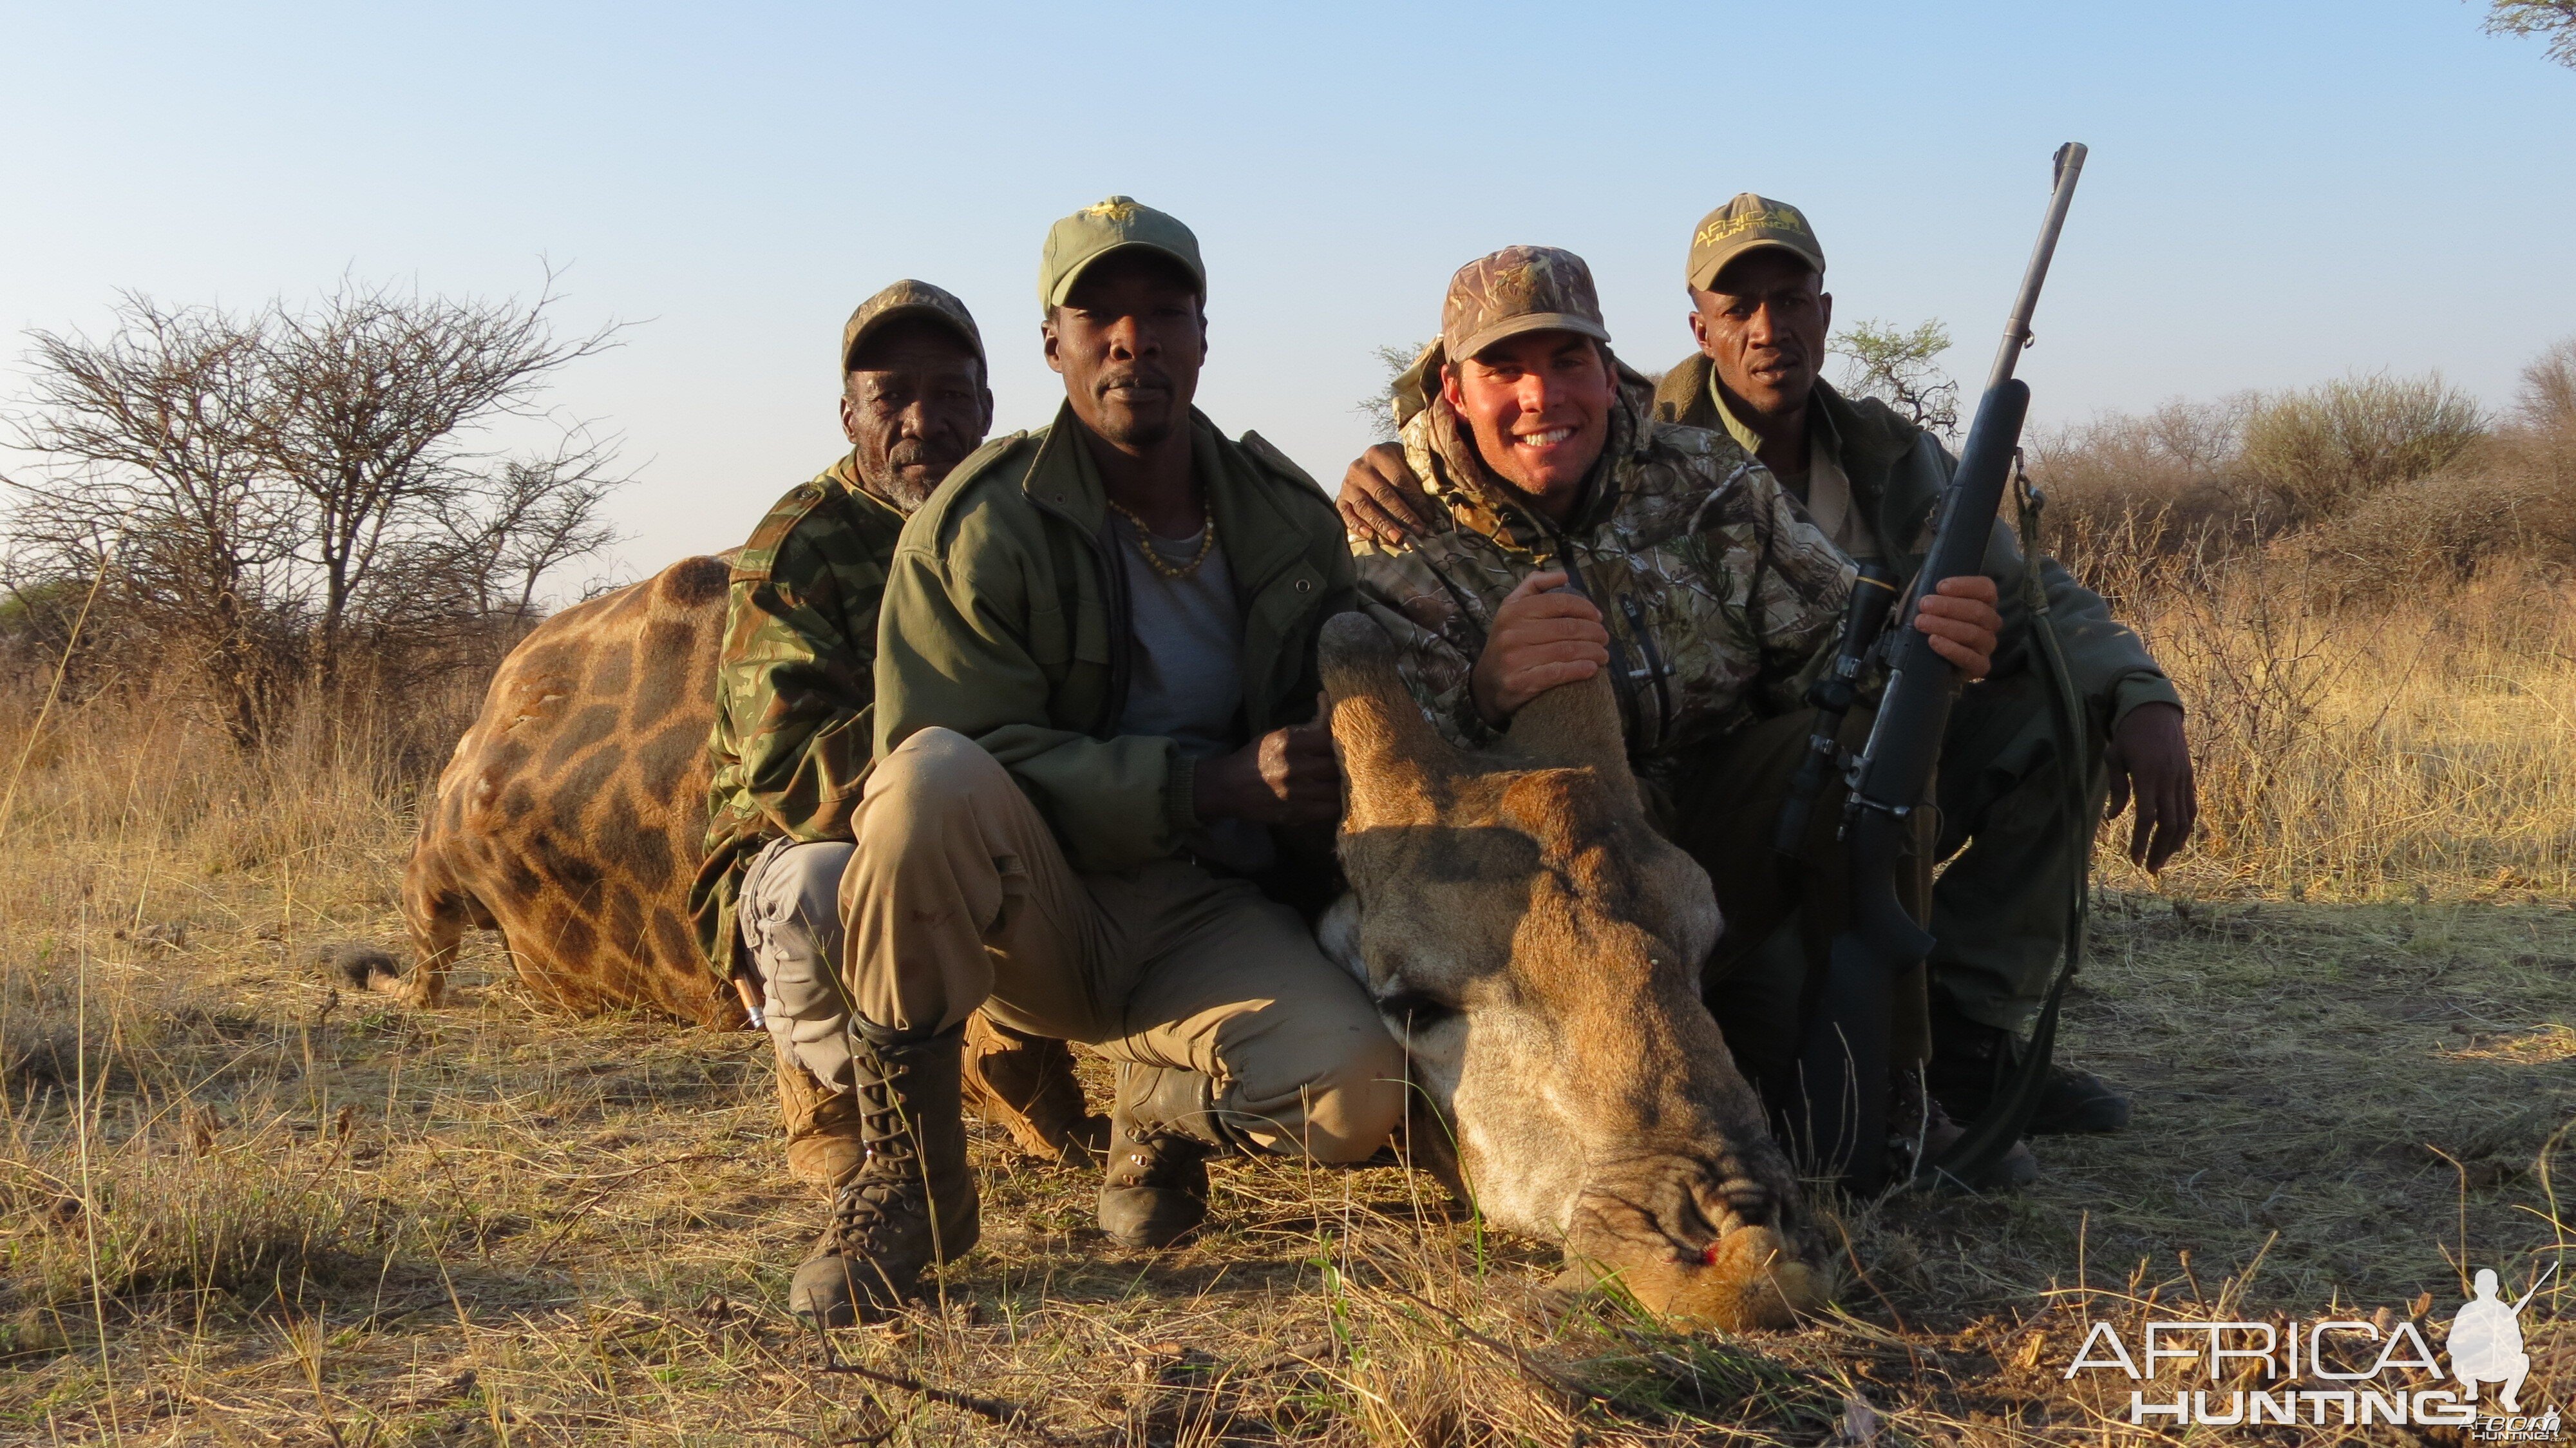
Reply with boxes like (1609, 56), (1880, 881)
(1111, 1125), (1206, 1190)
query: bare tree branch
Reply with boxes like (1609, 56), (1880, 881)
(2481, 0), (2576, 66)
(253, 269), (627, 690)
(4, 274), (632, 748)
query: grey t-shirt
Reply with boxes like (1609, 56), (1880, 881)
(1109, 514), (1273, 873)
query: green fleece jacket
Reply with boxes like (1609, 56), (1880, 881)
(873, 401), (1356, 875)
(1654, 356), (2181, 729)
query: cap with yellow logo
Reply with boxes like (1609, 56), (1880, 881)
(1037, 195), (1206, 313)
(1685, 194), (1825, 292)
(840, 278), (985, 377)
(1440, 245), (1612, 364)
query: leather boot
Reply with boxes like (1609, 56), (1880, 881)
(788, 1024), (978, 1327)
(1927, 999), (2132, 1136)
(960, 1011), (1110, 1165)
(774, 1047), (863, 1194)
(1890, 1069), (2038, 1192)
(1097, 1063), (1230, 1250)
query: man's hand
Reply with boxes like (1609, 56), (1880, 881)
(2105, 701), (2195, 872)
(1193, 717), (1341, 826)
(1338, 443), (1434, 546)
(1470, 570), (1610, 726)
(1913, 575), (2003, 680)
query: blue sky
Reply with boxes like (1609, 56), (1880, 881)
(2, 1), (2568, 583)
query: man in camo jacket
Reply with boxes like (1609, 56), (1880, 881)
(1351, 245), (2028, 1183)
(688, 280), (1102, 1199)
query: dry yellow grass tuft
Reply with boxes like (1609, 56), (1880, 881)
(3, 587), (2572, 1440)
(2085, 555), (2576, 904)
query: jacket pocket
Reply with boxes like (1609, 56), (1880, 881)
(1026, 599), (1075, 683)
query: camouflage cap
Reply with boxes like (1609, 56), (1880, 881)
(1685, 194), (1825, 292)
(840, 279), (985, 376)
(1440, 245), (1612, 364)
(1037, 195), (1206, 312)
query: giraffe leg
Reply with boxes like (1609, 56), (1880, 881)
(395, 846), (473, 1009)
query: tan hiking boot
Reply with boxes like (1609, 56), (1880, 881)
(961, 1012), (1109, 1165)
(788, 1025), (978, 1328)
(774, 1048), (863, 1193)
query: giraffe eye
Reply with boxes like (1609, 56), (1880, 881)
(1375, 987), (1458, 1030)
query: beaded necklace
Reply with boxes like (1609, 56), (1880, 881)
(1103, 495), (1218, 580)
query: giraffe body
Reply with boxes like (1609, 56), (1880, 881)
(399, 555), (739, 1027)
(396, 552), (1105, 1174)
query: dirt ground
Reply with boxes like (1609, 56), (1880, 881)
(3, 815), (2570, 1444)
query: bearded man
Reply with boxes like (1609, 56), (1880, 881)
(690, 280), (1100, 1199)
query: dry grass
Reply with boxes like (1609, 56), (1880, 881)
(2079, 556), (2576, 904)
(3, 630), (2573, 1442)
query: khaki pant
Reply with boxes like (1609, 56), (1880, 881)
(838, 728), (1405, 1163)
(1659, 705), (1935, 1102)
(739, 837), (862, 1097)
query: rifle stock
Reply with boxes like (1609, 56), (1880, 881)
(1791, 143), (2087, 1192)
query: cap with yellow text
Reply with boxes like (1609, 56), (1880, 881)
(840, 279), (985, 377)
(1685, 194), (1825, 292)
(1037, 195), (1206, 313)
(1440, 245), (1612, 364)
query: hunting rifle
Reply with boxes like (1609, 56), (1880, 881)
(1792, 142), (2089, 1194)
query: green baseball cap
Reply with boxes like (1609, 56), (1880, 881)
(841, 279), (984, 376)
(1037, 195), (1206, 312)
(1440, 245), (1612, 363)
(1685, 193), (1825, 292)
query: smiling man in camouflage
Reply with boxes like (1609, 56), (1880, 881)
(1350, 245), (2016, 1180)
(1344, 202), (2193, 1145)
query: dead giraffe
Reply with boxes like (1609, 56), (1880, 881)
(394, 554), (1100, 1181)
(399, 555), (735, 1024)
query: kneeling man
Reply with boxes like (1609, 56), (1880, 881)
(790, 198), (1405, 1325)
(1350, 245), (2008, 1177)
(694, 280), (1095, 1190)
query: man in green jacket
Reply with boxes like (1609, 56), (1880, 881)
(786, 198), (1405, 1327)
(1341, 196), (2196, 1138)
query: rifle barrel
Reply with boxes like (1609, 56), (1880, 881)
(1985, 142), (2088, 394)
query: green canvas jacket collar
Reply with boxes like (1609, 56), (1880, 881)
(1658, 352), (1929, 558)
(1013, 399), (1335, 739)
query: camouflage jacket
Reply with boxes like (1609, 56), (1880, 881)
(1656, 357), (2181, 729)
(687, 452), (908, 978)
(1353, 378), (1855, 799)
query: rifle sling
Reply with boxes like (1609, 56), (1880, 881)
(1918, 464), (2093, 1190)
